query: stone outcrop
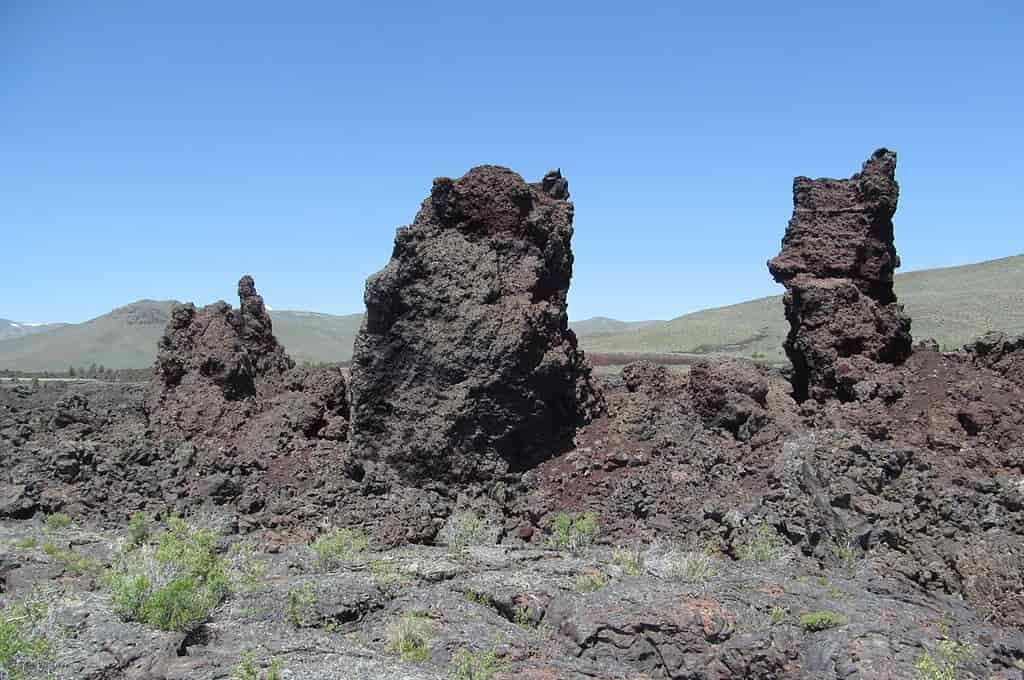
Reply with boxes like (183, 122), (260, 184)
(145, 276), (348, 443)
(965, 331), (1024, 385)
(768, 149), (912, 401)
(348, 166), (604, 484)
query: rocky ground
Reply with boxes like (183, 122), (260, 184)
(2, 350), (1024, 679)
(2, 500), (1021, 680)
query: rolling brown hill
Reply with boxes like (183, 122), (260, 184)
(1, 255), (1021, 371)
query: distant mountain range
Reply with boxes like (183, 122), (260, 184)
(1, 254), (1021, 371)
(0, 302), (363, 371)
(0, 319), (68, 341)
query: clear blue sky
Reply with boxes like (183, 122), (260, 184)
(2, 1), (1021, 323)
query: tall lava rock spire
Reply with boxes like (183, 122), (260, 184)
(348, 166), (604, 484)
(768, 149), (913, 401)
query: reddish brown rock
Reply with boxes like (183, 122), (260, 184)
(688, 359), (770, 440)
(622, 360), (676, 395)
(348, 166), (604, 485)
(768, 149), (912, 401)
(965, 331), (1024, 385)
(144, 276), (348, 445)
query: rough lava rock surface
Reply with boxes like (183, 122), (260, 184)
(768, 149), (913, 402)
(145, 275), (295, 440)
(348, 166), (604, 484)
(966, 331), (1024, 386)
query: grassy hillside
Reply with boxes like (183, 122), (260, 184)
(581, 255), (1024, 363)
(0, 302), (175, 372)
(569, 317), (664, 338)
(271, 310), (363, 365)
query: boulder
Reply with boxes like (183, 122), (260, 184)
(689, 359), (770, 440)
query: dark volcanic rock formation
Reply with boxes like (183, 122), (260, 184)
(966, 331), (1024, 385)
(145, 275), (350, 445)
(688, 359), (771, 441)
(348, 166), (604, 484)
(768, 149), (913, 401)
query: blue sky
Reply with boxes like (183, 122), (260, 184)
(1, 1), (1021, 323)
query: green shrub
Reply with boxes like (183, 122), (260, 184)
(513, 605), (535, 628)
(574, 569), (607, 592)
(387, 613), (432, 663)
(549, 512), (599, 553)
(611, 546), (644, 575)
(370, 559), (412, 591)
(666, 549), (718, 582)
(770, 606), (788, 624)
(799, 610), (847, 632)
(228, 539), (267, 594)
(915, 636), (975, 680)
(41, 542), (102, 576)
(236, 554), (267, 594)
(463, 589), (494, 607)
(231, 649), (284, 680)
(286, 582), (318, 627)
(127, 511), (152, 548)
(12, 536), (38, 550)
(311, 528), (369, 569)
(0, 591), (54, 680)
(449, 645), (505, 680)
(105, 516), (229, 632)
(43, 513), (72, 531)
(737, 523), (784, 562)
(441, 511), (497, 551)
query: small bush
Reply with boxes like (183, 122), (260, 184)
(440, 511), (497, 551)
(549, 512), (599, 553)
(231, 649), (284, 680)
(105, 516), (230, 632)
(666, 549), (718, 582)
(127, 511), (152, 548)
(915, 636), (975, 680)
(513, 605), (535, 628)
(286, 582), (318, 627)
(463, 589), (494, 607)
(12, 536), (38, 550)
(574, 569), (607, 592)
(387, 613), (432, 663)
(611, 547), (644, 575)
(311, 528), (369, 569)
(0, 591), (54, 680)
(42, 542), (102, 576)
(770, 606), (788, 624)
(449, 645), (505, 680)
(228, 540), (267, 594)
(737, 523), (783, 563)
(371, 559), (411, 591)
(799, 610), (847, 632)
(236, 555), (266, 593)
(43, 513), (72, 531)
